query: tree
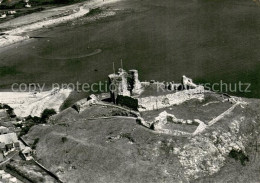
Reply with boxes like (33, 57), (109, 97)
(41, 108), (56, 123)
(0, 104), (16, 118)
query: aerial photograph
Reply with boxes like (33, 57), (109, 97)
(0, 0), (259, 182)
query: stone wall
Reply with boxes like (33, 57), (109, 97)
(138, 86), (205, 111)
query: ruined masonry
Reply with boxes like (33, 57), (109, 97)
(108, 68), (142, 103)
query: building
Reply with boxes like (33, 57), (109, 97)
(108, 68), (142, 103)
(20, 146), (33, 161)
(108, 69), (204, 112)
(0, 131), (20, 158)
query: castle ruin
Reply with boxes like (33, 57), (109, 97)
(108, 68), (204, 111)
(108, 68), (142, 103)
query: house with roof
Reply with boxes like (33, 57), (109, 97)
(20, 146), (33, 161)
(0, 130), (20, 159)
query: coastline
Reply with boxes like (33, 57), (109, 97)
(0, 0), (122, 49)
(0, 88), (73, 117)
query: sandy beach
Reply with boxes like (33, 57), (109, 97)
(0, 0), (122, 48)
(0, 88), (73, 117)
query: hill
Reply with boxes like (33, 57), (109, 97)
(23, 94), (260, 182)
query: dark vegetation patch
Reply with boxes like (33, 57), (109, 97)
(229, 149), (249, 166)
(40, 108), (56, 123)
(19, 108), (56, 136)
(120, 133), (135, 143)
(87, 7), (102, 16)
(19, 122), (35, 137)
(71, 104), (80, 113)
(0, 103), (16, 118)
(24, 115), (41, 123)
(32, 138), (39, 149)
(61, 136), (68, 143)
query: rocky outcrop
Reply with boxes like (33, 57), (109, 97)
(174, 119), (248, 180)
(24, 95), (260, 183)
(192, 119), (207, 135)
(153, 111), (195, 127)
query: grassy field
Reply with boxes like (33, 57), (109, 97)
(141, 93), (232, 122)
(0, 0), (259, 100)
(25, 111), (189, 182)
(23, 94), (260, 182)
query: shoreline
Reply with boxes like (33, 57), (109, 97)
(0, 0), (122, 49)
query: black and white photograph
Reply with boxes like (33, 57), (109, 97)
(0, 0), (259, 182)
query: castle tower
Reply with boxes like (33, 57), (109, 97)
(108, 68), (131, 103)
(118, 68), (131, 96)
(129, 69), (142, 95)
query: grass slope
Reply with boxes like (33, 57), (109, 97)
(23, 96), (260, 182)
